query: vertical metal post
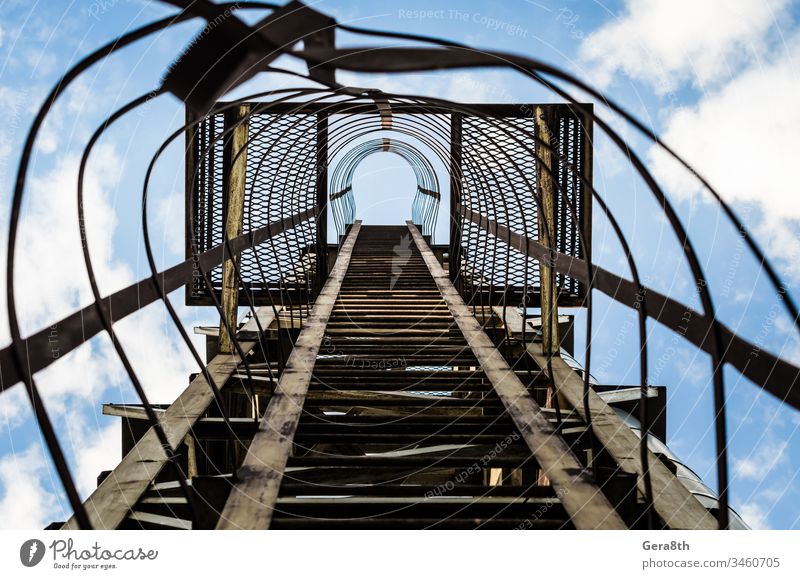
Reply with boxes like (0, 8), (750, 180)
(535, 106), (559, 355)
(218, 104), (249, 354)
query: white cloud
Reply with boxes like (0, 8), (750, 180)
(337, 69), (530, 103)
(64, 418), (121, 497)
(0, 145), (129, 422)
(0, 308), (202, 428)
(0, 443), (66, 529)
(0, 386), (29, 430)
(33, 337), (119, 416)
(0, 134), (202, 523)
(32, 77), (115, 156)
(737, 502), (771, 529)
(649, 45), (800, 214)
(0, 5), (221, 530)
(0, 137), (200, 387)
(0, 144), (131, 339)
(0, 86), (32, 187)
(154, 190), (185, 258)
(111, 302), (205, 404)
(647, 37), (800, 277)
(734, 440), (789, 480)
(579, 1), (800, 281)
(580, 0), (790, 92)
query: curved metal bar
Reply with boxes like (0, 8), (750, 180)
(329, 138), (440, 236)
(1, 0), (283, 532)
(3, 6), (201, 531)
(77, 90), (199, 526)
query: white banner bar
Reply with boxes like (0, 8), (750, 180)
(1, 531), (798, 578)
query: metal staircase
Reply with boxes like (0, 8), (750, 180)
(272, 225), (570, 529)
(73, 224), (719, 531)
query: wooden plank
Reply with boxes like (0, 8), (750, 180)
(219, 105), (250, 353)
(193, 325), (220, 336)
(530, 345), (718, 529)
(597, 387), (660, 404)
(238, 306), (284, 338)
(407, 222), (626, 530)
(535, 105), (559, 354)
(216, 221), (362, 529)
(502, 307), (717, 530)
(102, 404), (165, 420)
(491, 306), (570, 338)
(62, 307), (280, 530)
(141, 496), (188, 505)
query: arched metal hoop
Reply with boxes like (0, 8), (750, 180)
(329, 138), (440, 237)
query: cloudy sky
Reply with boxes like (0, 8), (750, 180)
(1, 0), (799, 529)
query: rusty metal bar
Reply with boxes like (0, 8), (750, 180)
(219, 104), (250, 353)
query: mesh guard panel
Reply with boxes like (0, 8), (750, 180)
(188, 111), (321, 304)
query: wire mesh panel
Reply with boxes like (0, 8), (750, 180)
(191, 112), (226, 274)
(187, 109), (324, 304)
(555, 110), (589, 297)
(453, 105), (590, 306)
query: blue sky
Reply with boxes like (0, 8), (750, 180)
(1, 0), (799, 529)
